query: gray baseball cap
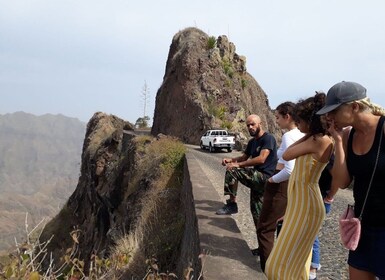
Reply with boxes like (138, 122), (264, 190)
(316, 81), (367, 115)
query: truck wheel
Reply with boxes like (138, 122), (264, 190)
(200, 141), (204, 150)
(209, 143), (214, 153)
(227, 148), (232, 153)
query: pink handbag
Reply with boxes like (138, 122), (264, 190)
(339, 122), (383, 251)
(339, 205), (361, 251)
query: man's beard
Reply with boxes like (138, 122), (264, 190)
(249, 126), (260, 136)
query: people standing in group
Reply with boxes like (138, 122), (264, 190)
(317, 81), (385, 280)
(256, 101), (304, 272)
(265, 92), (334, 280)
(216, 114), (278, 243)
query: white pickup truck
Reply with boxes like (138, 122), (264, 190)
(200, 129), (235, 153)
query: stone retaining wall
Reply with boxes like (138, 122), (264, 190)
(177, 152), (265, 279)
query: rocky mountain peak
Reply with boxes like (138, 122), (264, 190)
(152, 27), (280, 144)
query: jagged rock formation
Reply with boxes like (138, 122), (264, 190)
(152, 27), (281, 144)
(39, 112), (135, 270)
(39, 112), (187, 278)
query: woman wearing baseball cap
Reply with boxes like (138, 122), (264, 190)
(317, 81), (385, 280)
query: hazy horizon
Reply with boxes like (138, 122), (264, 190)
(1, 0), (385, 124)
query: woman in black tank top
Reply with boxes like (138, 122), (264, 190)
(317, 81), (385, 280)
(346, 116), (385, 227)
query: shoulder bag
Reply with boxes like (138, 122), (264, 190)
(339, 121), (383, 251)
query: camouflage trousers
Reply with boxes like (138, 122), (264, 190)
(224, 167), (267, 231)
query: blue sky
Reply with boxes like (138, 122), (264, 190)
(1, 0), (385, 124)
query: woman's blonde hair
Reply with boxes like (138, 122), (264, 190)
(351, 97), (385, 116)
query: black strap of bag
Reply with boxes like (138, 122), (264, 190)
(358, 122), (384, 221)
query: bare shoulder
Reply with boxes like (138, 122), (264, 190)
(314, 134), (332, 146)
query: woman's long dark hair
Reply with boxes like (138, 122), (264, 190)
(293, 92), (327, 136)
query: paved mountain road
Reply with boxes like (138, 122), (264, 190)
(187, 144), (352, 280)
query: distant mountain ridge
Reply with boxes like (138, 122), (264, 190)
(0, 111), (86, 251)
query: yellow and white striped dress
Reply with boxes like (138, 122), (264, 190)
(265, 153), (327, 280)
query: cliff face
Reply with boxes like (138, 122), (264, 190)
(39, 112), (186, 278)
(152, 27), (280, 144)
(39, 112), (136, 267)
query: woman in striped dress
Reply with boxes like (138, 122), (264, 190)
(265, 92), (334, 280)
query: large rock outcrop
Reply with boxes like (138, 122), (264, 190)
(39, 113), (136, 269)
(38, 112), (188, 278)
(152, 27), (281, 144)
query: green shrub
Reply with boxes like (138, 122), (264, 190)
(241, 78), (248, 89)
(221, 120), (233, 130)
(222, 59), (234, 78)
(120, 137), (186, 277)
(207, 36), (216, 49)
(208, 104), (227, 121)
(143, 137), (185, 176)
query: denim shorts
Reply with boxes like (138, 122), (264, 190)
(348, 226), (385, 279)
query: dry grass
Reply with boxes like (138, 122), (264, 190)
(114, 136), (186, 278)
(93, 135), (186, 278)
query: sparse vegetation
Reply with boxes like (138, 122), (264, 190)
(106, 137), (186, 278)
(221, 120), (233, 130)
(222, 59), (234, 78)
(206, 36), (216, 49)
(241, 78), (248, 89)
(224, 79), (232, 87)
(208, 104), (227, 121)
(206, 100), (235, 133)
(0, 220), (137, 279)
(135, 116), (151, 128)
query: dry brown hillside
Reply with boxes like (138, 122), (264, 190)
(0, 112), (85, 252)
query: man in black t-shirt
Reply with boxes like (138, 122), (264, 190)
(216, 114), (278, 238)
